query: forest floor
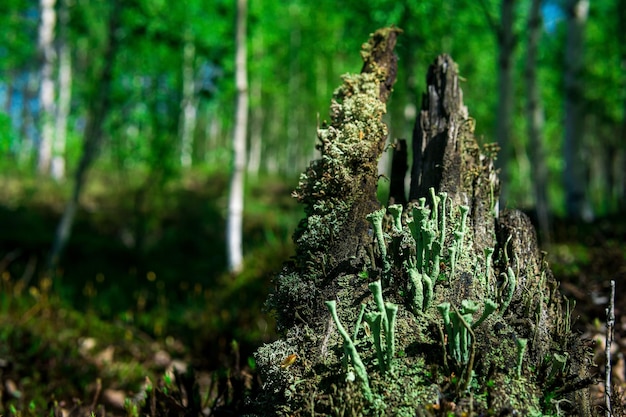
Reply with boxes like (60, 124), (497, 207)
(0, 172), (624, 416)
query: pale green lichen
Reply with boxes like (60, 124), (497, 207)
(515, 338), (528, 378)
(367, 209), (391, 278)
(326, 300), (373, 402)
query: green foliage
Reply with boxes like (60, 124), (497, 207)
(1, 0), (624, 214)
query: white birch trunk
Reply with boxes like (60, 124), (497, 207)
(37, 0), (57, 175)
(52, 0), (71, 180)
(563, 0), (591, 220)
(180, 32), (197, 168)
(227, 0), (248, 274)
(525, 0), (550, 241)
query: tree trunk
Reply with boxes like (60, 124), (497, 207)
(252, 29), (592, 417)
(618, 0), (626, 211)
(52, 0), (71, 181)
(524, 0), (551, 242)
(495, 0), (517, 204)
(47, 1), (121, 272)
(179, 30), (197, 169)
(226, 0), (248, 274)
(20, 74), (37, 164)
(563, 0), (591, 220)
(247, 75), (262, 177)
(37, 0), (56, 175)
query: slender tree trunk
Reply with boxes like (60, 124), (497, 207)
(248, 76), (262, 177)
(179, 30), (197, 168)
(563, 0), (590, 220)
(495, 0), (516, 205)
(37, 0), (56, 175)
(226, 0), (248, 274)
(52, 0), (71, 180)
(618, 0), (626, 210)
(524, 0), (550, 242)
(47, 0), (121, 272)
(20, 74), (36, 164)
(247, 29), (264, 177)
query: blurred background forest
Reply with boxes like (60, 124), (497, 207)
(1, 0), (625, 414)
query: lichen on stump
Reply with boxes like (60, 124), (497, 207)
(253, 28), (593, 417)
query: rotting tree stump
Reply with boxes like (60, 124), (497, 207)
(251, 28), (594, 417)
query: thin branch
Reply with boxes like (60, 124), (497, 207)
(605, 280), (615, 417)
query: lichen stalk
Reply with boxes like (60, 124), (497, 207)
(325, 300), (372, 401)
(385, 302), (398, 372)
(515, 338), (528, 378)
(367, 209), (391, 278)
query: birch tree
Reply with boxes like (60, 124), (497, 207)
(179, 29), (197, 168)
(226, 0), (248, 274)
(52, 0), (71, 180)
(525, 0), (550, 241)
(48, 1), (121, 271)
(37, 0), (56, 175)
(563, 0), (590, 220)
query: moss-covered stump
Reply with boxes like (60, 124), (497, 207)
(252, 28), (593, 417)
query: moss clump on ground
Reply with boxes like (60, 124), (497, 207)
(253, 28), (593, 416)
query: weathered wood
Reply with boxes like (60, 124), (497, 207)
(388, 139), (408, 206)
(252, 30), (593, 417)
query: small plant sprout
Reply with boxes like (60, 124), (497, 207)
(406, 261), (424, 312)
(430, 187), (440, 231)
(387, 204), (403, 233)
(366, 208), (391, 278)
(438, 191), (448, 254)
(515, 338), (528, 378)
(364, 310), (385, 371)
(548, 352), (568, 381)
(410, 205), (431, 271)
(438, 301), (476, 367)
(385, 303), (399, 373)
(422, 273), (434, 310)
(472, 299), (498, 328)
(325, 300), (373, 401)
(500, 266), (517, 314)
(458, 205), (469, 235)
(448, 245), (457, 284)
(369, 280), (387, 329)
(353, 303), (367, 341)
(365, 280), (398, 373)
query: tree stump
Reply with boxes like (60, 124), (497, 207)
(252, 28), (593, 417)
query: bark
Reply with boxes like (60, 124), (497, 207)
(179, 30), (197, 168)
(410, 54), (498, 254)
(47, 1), (121, 271)
(388, 139), (407, 206)
(226, 0), (248, 274)
(524, 0), (551, 242)
(563, 0), (591, 220)
(52, 0), (71, 181)
(37, 0), (56, 175)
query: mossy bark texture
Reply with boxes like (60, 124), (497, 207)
(253, 28), (593, 417)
